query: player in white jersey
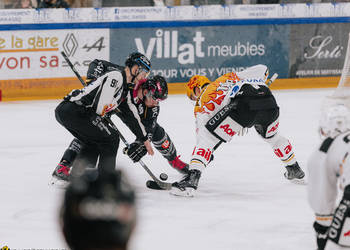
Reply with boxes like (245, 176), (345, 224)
(171, 64), (305, 197)
(308, 105), (350, 250)
(55, 52), (153, 176)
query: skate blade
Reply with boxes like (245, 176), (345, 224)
(288, 178), (307, 185)
(170, 187), (196, 197)
(49, 176), (69, 189)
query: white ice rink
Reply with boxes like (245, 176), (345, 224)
(0, 88), (333, 249)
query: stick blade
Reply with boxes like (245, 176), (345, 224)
(146, 180), (163, 190)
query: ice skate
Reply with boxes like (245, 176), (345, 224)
(49, 161), (71, 188)
(168, 155), (189, 174)
(170, 169), (201, 197)
(284, 162), (306, 185)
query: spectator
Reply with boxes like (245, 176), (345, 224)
(12, 0), (33, 8)
(37, 0), (70, 8)
(60, 169), (136, 250)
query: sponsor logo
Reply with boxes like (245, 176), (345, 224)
(192, 147), (212, 162)
(135, 29), (265, 65)
(304, 35), (343, 60)
(329, 201), (350, 240)
(92, 116), (111, 135)
(161, 140), (170, 149)
(102, 104), (116, 116)
(63, 33), (78, 57)
(344, 230), (350, 237)
(274, 142), (292, 158)
(219, 124), (235, 137)
(268, 122), (279, 133)
(208, 103), (234, 126)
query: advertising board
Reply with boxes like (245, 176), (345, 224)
(0, 29), (109, 80)
(111, 25), (289, 82)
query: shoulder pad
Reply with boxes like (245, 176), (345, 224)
(319, 137), (334, 153)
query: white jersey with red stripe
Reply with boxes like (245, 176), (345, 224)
(308, 132), (350, 228)
(190, 65), (269, 170)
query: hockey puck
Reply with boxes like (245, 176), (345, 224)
(159, 173), (168, 181)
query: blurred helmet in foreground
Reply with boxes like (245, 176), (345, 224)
(60, 169), (136, 250)
(319, 104), (350, 139)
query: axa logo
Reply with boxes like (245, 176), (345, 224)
(220, 124), (235, 137)
(192, 147), (212, 161)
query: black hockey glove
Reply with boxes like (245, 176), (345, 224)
(123, 141), (147, 163)
(313, 221), (328, 250)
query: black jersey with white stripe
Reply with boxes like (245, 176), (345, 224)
(66, 66), (148, 142)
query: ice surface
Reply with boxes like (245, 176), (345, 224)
(0, 88), (332, 249)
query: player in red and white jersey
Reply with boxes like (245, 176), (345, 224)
(308, 105), (350, 250)
(171, 64), (305, 197)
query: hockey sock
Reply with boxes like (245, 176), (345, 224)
(263, 133), (297, 166)
(153, 132), (176, 161)
(60, 138), (82, 165)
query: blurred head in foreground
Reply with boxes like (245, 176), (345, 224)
(60, 169), (136, 250)
(319, 104), (350, 139)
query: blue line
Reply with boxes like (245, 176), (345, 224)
(0, 16), (349, 30)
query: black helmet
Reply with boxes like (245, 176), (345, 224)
(143, 75), (168, 101)
(125, 52), (151, 73)
(61, 169), (136, 250)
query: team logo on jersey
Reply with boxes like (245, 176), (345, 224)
(192, 147), (212, 162)
(101, 104), (116, 117)
(195, 73), (240, 115)
(161, 140), (170, 149)
(229, 85), (240, 97)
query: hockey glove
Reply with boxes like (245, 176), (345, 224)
(313, 221), (329, 250)
(123, 141), (147, 163)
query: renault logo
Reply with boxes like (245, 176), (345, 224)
(63, 33), (78, 57)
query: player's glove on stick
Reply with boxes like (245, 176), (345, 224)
(124, 141), (147, 163)
(313, 221), (328, 250)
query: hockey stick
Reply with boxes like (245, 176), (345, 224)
(267, 73), (278, 87)
(60, 51), (172, 190)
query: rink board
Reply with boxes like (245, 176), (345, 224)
(0, 76), (340, 101)
(0, 4), (349, 101)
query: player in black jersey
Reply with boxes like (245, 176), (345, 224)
(54, 52), (153, 181)
(52, 57), (189, 185)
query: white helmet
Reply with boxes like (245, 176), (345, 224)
(319, 104), (350, 139)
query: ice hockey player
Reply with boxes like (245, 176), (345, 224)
(308, 104), (350, 250)
(54, 52), (153, 179)
(52, 56), (189, 185)
(171, 65), (305, 197)
(61, 168), (136, 250)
